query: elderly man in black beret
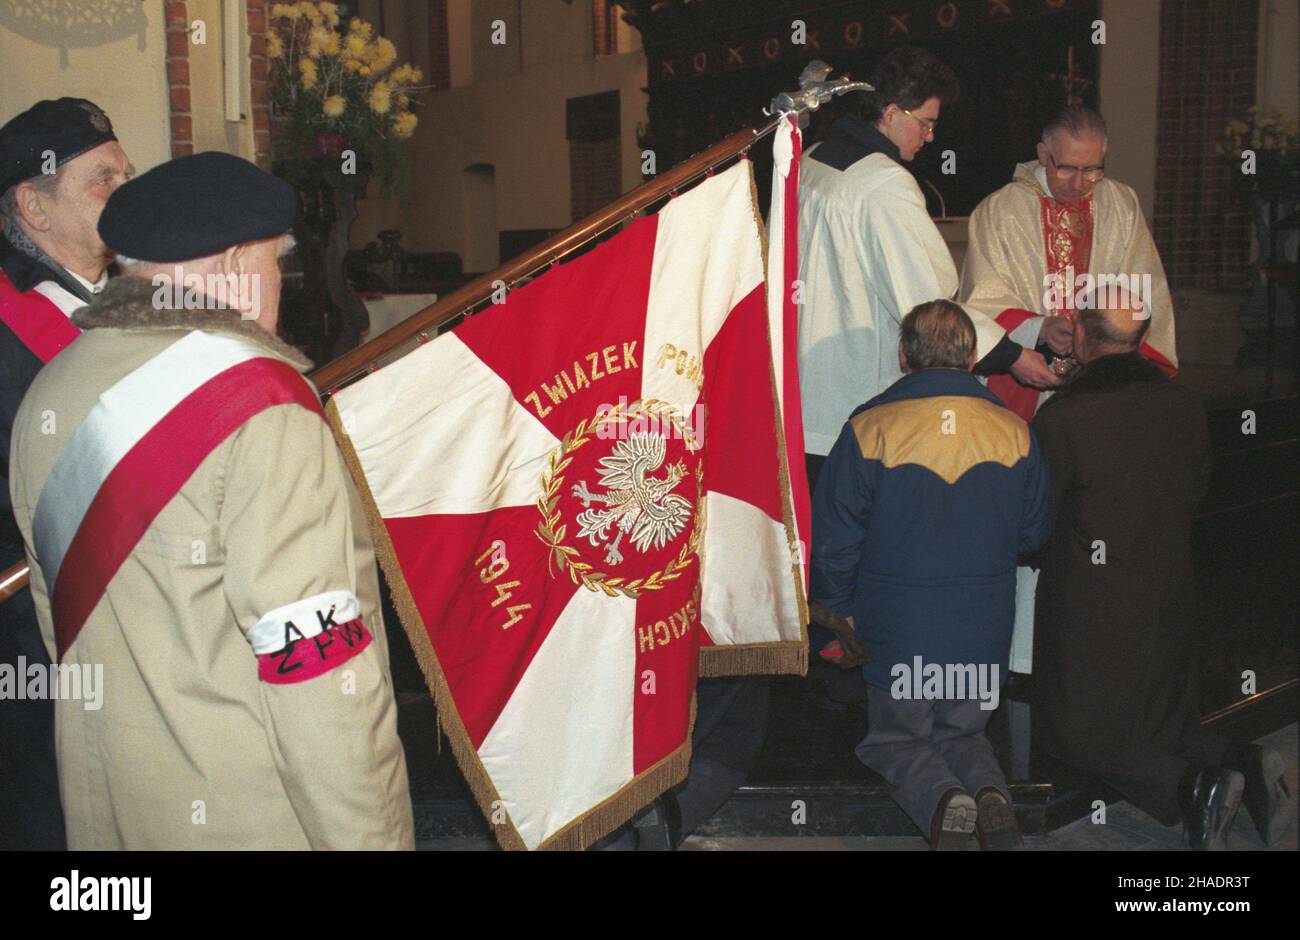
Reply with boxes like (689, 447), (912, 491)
(8, 152), (414, 849)
(0, 97), (132, 850)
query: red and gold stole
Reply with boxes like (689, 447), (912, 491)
(1041, 194), (1094, 321)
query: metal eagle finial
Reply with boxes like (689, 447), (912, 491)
(767, 60), (876, 116)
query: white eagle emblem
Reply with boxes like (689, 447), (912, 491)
(571, 432), (693, 566)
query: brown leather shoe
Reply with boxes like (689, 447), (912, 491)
(930, 787), (977, 850)
(975, 787), (1024, 850)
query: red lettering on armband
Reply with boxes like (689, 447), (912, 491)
(256, 617), (372, 685)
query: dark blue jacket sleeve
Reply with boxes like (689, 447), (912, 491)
(810, 422), (874, 618)
(1018, 428), (1055, 556)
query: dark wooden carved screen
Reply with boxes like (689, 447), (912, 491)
(622, 0), (1102, 219)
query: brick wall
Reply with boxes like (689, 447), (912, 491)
(248, 0), (271, 169)
(1153, 0), (1259, 290)
(165, 1), (271, 166)
(165, 1), (192, 158)
(593, 0), (617, 56)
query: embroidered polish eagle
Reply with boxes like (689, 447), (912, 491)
(571, 432), (693, 566)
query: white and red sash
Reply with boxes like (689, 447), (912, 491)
(0, 269), (82, 362)
(32, 330), (322, 659)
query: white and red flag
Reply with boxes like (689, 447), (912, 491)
(328, 152), (806, 850)
(767, 115), (809, 592)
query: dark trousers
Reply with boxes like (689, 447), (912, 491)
(1053, 729), (1228, 827)
(0, 587), (66, 850)
(599, 675), (770, 848)
(857, 685), (1010, 834)
(673, 675), (771, 836)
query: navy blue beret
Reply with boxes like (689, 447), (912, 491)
(0, 98), (117, 194)
(98, 152), (298, 262)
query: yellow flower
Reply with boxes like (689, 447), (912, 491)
(369, 81), (392, 115)
(395, 92), (409, 109)
(390, 64), (424, 87)
(394, 112), (418, 139)
(371, 37), (397, 72)
(343, 58), (362, 72)
(345, 33), (367, 57)
(323, 95), (346, 118)
(349, 18), (373, 41)
(307, 27), (333, 57)
(359, 65), (371, 77)
(267, 33), (284, 58)
(298, 57), (318, 89)
(271, 3), (299, 20)
(319, 1), (339, 18)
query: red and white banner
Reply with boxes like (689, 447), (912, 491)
(329, 155), (806, 850)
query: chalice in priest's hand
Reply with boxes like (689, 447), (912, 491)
(1050, 354), (1079, 377)
(1037, 342), (1079, 378)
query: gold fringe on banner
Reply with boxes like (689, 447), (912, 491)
(327, 399), (697, 851)
(700, 640), (808, 678)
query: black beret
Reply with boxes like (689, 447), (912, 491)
(98, 152), (298, 262)
(0, 98), (118, 194)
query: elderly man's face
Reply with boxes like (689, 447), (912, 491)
(1036, 131), (1106, 203)
(41, 140), (134, 266)
(235, 233), (292, 335)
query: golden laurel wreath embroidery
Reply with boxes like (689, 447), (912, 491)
(535, 399), (704, 599)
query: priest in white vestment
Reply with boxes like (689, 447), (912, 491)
(959, 106), (1179, 674)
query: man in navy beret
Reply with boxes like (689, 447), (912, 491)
(0, 97), (133, 850)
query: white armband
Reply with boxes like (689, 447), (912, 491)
(246, 589), (362, 654)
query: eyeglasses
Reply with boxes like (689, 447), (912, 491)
(1045, 148), (1105, 182)
(900, 107), (937, 138)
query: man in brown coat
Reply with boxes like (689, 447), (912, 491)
(1031, 289), (1292, 850)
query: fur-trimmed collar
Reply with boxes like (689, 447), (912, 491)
(72, 275), (313, 372)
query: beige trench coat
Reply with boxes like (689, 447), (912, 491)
(9, 277), (414, 849)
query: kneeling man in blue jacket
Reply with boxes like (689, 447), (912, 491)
(812, 299), (1055, 850)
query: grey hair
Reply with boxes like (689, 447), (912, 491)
(0, 167), (64, 223)
(900, 299), (976, 370)
(1042, 106), (1108, 144)
(114, 232), (294, 269)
